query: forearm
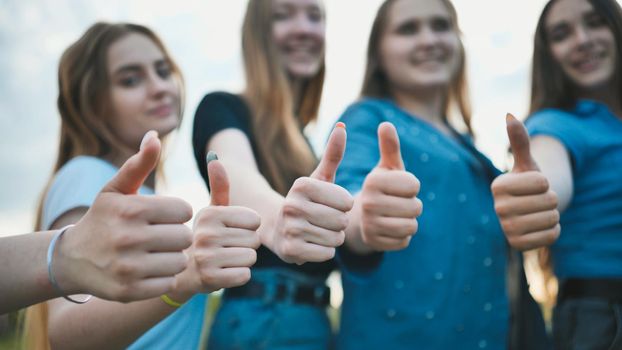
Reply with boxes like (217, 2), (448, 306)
(538, 164), (573, 212)
(220, 159), (284, 252)
(530, 136), (574, 211)
(48, 297), (177, 350)
(0, 231), (58, 314)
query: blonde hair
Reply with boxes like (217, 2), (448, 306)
(361, 0), (473, 135)
(241, 0), (325, 194)
(22, 22), (184, 349)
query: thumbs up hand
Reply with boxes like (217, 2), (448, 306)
(491, 114), (560, 251)
(55, 131), (194, 302)
(357, 122), (422, 251)
(271, 124), (354, 265)
(173, 153), (261, 295)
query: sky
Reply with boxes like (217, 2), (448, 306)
(0, 0), (557, 235)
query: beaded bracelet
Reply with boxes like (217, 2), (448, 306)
(47, 224), (93, 304)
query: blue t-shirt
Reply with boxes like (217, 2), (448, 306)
(335, 99), (509, 350)
(527, 100), (622, 279)
(44, 156), (207, 350)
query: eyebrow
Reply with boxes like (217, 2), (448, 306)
(393, 15), (447, 26)
(113, 64), (142, 76)
(548, 9), (598, 30)
(274, 2), (321, 12)
(112, 59), (168, 76)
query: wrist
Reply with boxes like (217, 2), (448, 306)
(170, 266), (200, 302)
(51, 225), (82, 295)
(258, 213), (279, 252)
(344, 199), (374, 255)
(47, 225), (92, 304)
(346, 230), (375, 255)
(165, 290), (194, 303)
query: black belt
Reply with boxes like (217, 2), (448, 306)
(223, 281), (331, 307)
(558, 278), (622, 302)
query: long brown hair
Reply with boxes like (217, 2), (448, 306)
(361, 0), (473, 135)
(529, 0), (622, 306)
(530, 0), (622, 114)
(22, 22), (184, 350)
(241, 0), (325, 195)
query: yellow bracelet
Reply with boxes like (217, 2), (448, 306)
(160, 294), (183, 308)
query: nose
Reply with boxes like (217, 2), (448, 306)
(418, 25), (441, 46)
(574, 25), (594, 48)
(291, 13), (319, 36)
(147, 71), (171, 97)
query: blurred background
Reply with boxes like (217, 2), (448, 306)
(2, 0), (601, 345)
(0, 0), (555, 236)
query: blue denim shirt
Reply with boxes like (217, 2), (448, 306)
(527, 100), (622, 279)
(335, 99), (509, 350)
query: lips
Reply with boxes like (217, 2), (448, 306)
(148, 104), (173, 118)
(411, 49), (448, 65)
(284, 39), (321, 54)
(571, 52), (604, 73)
(410, 55), (448, 70)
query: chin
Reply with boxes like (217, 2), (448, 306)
(572, 71), (615, 91)
(155, 117), (180, 138)
(412, 77), (452, 89)
(287, 63), (322, 79)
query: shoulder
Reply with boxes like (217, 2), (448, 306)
(42, 156), (117, 230)
(526, 107), (590, 168)
(195, 91), (247, 115)
(338, 98), (393, 130)
(526, 107), (586, 143)
(193, 91), (251, 131)
(342, 98), (394, 118)
(55, 156), (118, 183)
(527, 104), (589, 132)
(526, 107), (584, 131)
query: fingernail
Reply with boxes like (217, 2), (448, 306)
(206, 151), (218, 165)
(336, 122), (346, 129)
(140, 130), (158, 150)
(506, 113), (516, 123)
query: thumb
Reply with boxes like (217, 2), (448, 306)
(377, 122), (404, 170)
(506, 113), (539, 172)
(310, 122), (347, 183)
(102, 130), (160, 194)
(207, 152), (230, 206)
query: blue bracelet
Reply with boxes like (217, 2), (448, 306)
(47, 224), (92, 304)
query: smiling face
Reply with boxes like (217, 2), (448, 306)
(271, 0), (326, 80)
(546, 0), (617, 91)
(106, 33), (181, 151)
(378, 0), (462, 94)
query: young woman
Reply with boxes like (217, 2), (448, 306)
(192, 0), (353, 348)
(334, 0), (510, 348)
(24, 22), (261, 350)
(492, 0), (622, 348)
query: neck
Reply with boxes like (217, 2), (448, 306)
(391, 86), (449, 133)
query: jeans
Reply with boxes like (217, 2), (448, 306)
(207, 268), (333, 350)
(554, 298), (622, 350)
